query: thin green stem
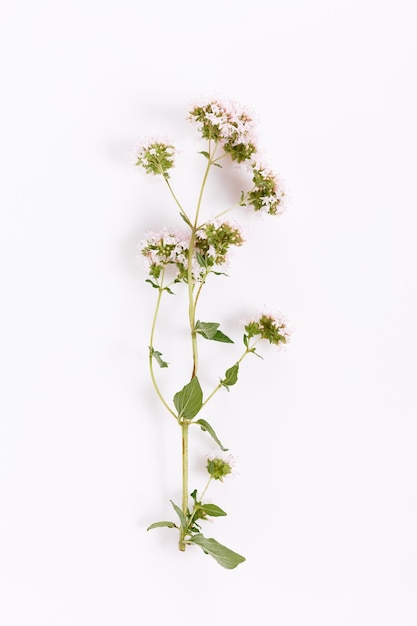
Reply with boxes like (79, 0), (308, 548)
(187, 142), (218, 378)
(164, 178), (191, 224)
(193, 271), (209, 311)
(201, 338), (262, 408)
(213, 202), (241, 220)
(199, 476), (213, 502)
(179, 421), (189, 551)
(182, 476), (213, 538)
(149, 275), (177, 419)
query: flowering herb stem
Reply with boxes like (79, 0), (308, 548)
(137, 100), (290, 569)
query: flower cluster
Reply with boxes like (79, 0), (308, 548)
(206, 455), (233, 481)
(136, 139), (175, 179)
(195, 220), (244, 266)
(140, 228), (188, 281)
(245, 312), (291, 347)
(140, 220), (244, 283)
(245, 163), (286, 216)
(189, 100), (257, 163)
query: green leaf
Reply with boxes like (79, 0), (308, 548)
(147, 521), (178, 531)
(145, 279), (160, 289)
(173, 377), (203, 420)
(220, 363), (239, 389)
(179, 211), (192, 227)
(195, 320), (219, 339)
(200, 504), (227, 517)
(163, 286), (175, 295)
(212, 162), (222, 168)
(189, 534), (245, 569)
(195, 321), (234, 343)
(210, 330), (234, 343)
(198, 150), (210, 159)
(170, 500), (187, 529)
(149, 347), (169, 368)
(195, 253), (208, 268)
(194, 419), (228, 451)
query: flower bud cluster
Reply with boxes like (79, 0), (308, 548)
(206, 456), (233, 481)
(245, 312), (290, 347)
(136, 139), (175, 179)
(246, 163), (286, 216)
(195, 220), (244, 266)
(189, 100), (257, 163)
(140, 221), (244, 283)
(140, 228), (189, 281)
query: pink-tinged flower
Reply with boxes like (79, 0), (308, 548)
(140, 228), (190, 281)
(246, 160), (286, 216)
(244, 309), (291, 347)
(135, 137), (176, 178)
(195, 218), (245, 267)
(189, 99), (258, 163)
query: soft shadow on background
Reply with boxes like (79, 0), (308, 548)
(1, 1), (416, 624)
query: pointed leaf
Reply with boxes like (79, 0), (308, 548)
(189, 534), (245, 569)
(200, 504), (227, 517)
(150, 347), (169, 368)
(195, 253), (208, 268)
(179, 211), (192, 227)
(198, 150), (210, 159)
(194, 419), (228, 451)
(145, 279), (160, 290)
(147, 521), (178, 531)
(173, 377), (203, 419)
(221, 363), (239, 388)
(195, 321), (234, 343)
(195, 320), (219, 339)
(210, 330), (234, 343)
(170, 500), (187, 529)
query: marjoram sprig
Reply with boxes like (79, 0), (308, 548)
(135, 98), (290, 569)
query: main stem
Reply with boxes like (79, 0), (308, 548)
(180, 145), (215, 549)
(179, 421), (189, 551)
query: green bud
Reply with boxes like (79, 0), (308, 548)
(136, 141), (175, 178)
(207, 456), (233, 481)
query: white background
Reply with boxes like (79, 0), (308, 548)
(1, 0), (416, 624)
